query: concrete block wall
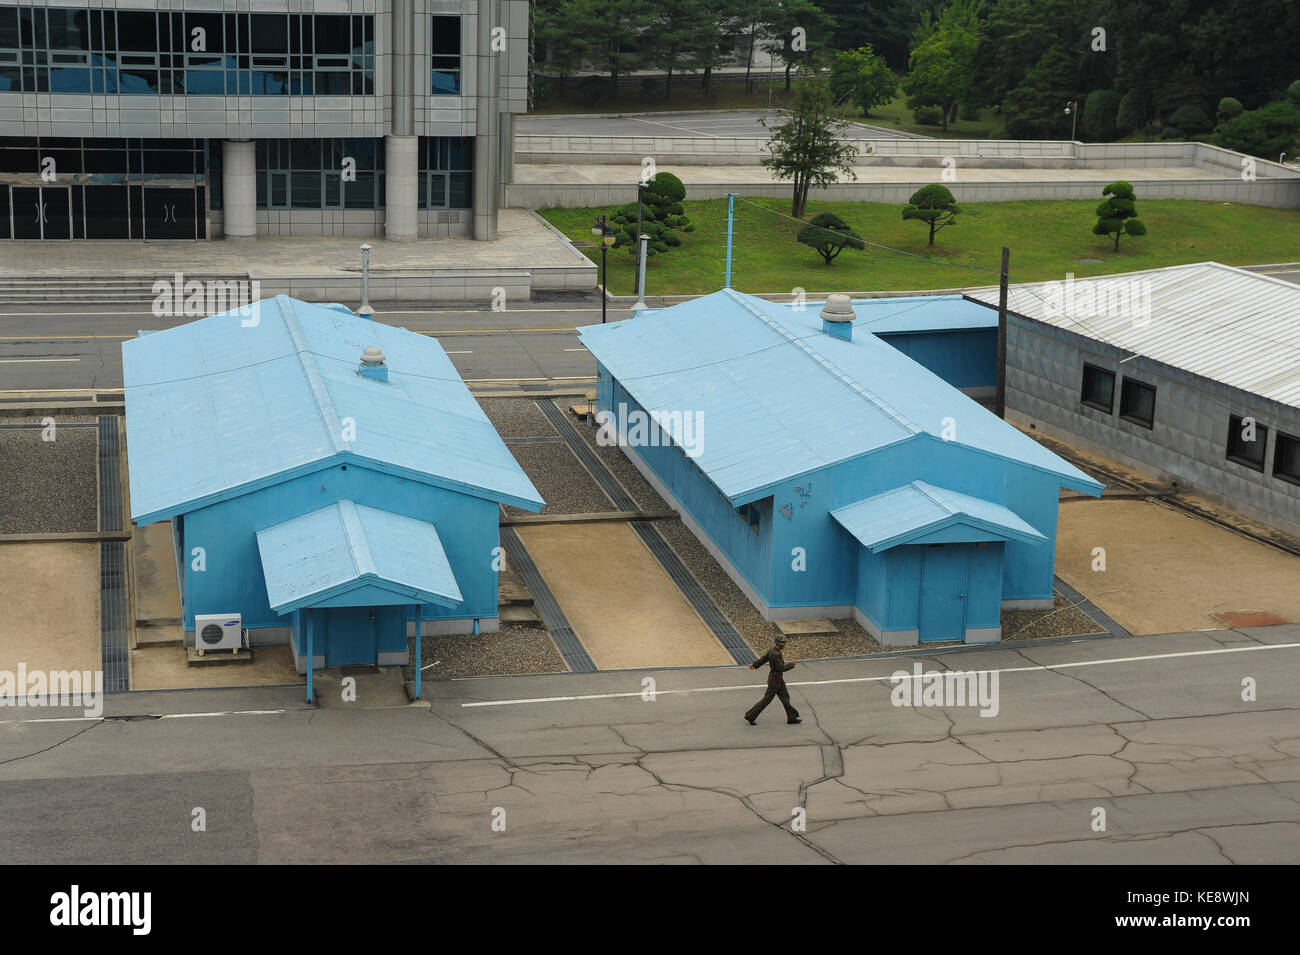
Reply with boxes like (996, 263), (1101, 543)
(507, 177), (1300, 210)
(1006, 317), (1300, 537)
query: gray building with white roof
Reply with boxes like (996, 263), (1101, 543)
(965, 263), (1300, 537)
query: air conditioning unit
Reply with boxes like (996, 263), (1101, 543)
(194, 613), (244, 654)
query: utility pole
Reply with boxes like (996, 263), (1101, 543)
(996, 246), (1009, 419)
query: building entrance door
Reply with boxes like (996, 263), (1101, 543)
(918, 543), (970, 642)
(10, 185), (72, 239)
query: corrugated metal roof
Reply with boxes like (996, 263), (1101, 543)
(123, 296), (544, 523)
(963, 262), (1300, 408)
(256, 500), (462, 614)
(831, 481), (1048, 552)
(579, 288), (1101, 504)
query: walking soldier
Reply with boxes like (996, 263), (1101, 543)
(745, 634), (802, 725)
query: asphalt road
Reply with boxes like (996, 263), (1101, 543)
(0, 304), (616, 392)
(0, 627), (1296, 864)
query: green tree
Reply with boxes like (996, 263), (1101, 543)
(1214, 101), (1300, 159)
(765, 0), (838, 91)
(644, 0), (718, 99)
(760, 68), (860, 218)
(1083, 89), (1120, 141)
(902, 184), (960, 245)
(902, 26), (977, 131)
(566, 0), (656, 103)
(1002, 44), (1076, 139)
(1216, 97), (1245, 124)
(796, 212), (866, 264)
(830, 45), (897, 116)
(609, 172), (694, 257)
(1167, 104), (1212, 137)
(1092, 181), (1146, 252)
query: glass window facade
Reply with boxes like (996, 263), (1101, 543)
(256, 138), (385, 209)
(417, 137), (473, 209)
(0, 6), (374, 94)
(430, 15), (461, 94)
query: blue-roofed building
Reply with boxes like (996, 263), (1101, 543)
(580, 289), (1102, 645)
(123, 296), (543, 677)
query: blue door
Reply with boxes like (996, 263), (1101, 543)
(918, 544), (970, 642)
(325, 607), (378, 666)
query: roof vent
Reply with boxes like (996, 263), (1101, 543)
(359, 346), (388, 382)
(820, 294), (854, 341)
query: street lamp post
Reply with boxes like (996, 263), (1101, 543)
(1064, 101), (1078, 141)
(359, 243), (374, 318)
(591, 215), (616, 324)
(634, 180), (648, 301)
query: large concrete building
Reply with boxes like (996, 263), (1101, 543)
(965, 262), (1300, 538)
(579, 289), (1102, 646)
(0, 1), (528, 240)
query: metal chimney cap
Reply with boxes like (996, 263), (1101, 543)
(820, 293), (854, 323)
(360, 346), (386, 365)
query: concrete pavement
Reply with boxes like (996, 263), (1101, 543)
(0, 627), (1295, 863)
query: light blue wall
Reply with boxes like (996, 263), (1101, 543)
(178, 462), (499, 631)
(875, 328), (997, 389)
(599, 370), (774, 599)
(601, 367), (1065, 620)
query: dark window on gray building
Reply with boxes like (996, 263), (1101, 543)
(417, 136), (473, 209)
(431, 15), (461, 94)
(1226, 414), (1268, 471)
(1118, 377), (1156, 429)
(1273, 432), (1300, 486)
(1080, 363), (1114, 413)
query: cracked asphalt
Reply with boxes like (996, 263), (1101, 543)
(0, 626), (1296, 864)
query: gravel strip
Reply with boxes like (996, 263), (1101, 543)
(502, 442), (618, 516)
(0, 417), (99, 534)
(478, 397), (556, 438)
(406, 624), (567, 680)
(1002, 591), (1105, 642)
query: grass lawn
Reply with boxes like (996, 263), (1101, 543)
(854, 91), (1006, 139)
(540, 197), (1300, 296)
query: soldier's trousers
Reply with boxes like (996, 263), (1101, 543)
(745, 683), (799, 722)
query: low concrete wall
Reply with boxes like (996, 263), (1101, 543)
(510, 175), (1300, 210)
(211, 208), (476, 239)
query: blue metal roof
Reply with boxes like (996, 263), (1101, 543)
(256, 500), (463, 614)
(801, 294), (996, 334)
(579, 288), (1102, 504)
(123, 295), (544, 523)
(831, 481), (1048, 552)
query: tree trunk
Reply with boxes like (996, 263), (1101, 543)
(1113, 231), (1120, 252)
(785, 63), (792, 91)
(745, 24), (756, 94)
(702, 66), (711, 90)
(941, 104), (949, 132)
(929, 220), (936, 245)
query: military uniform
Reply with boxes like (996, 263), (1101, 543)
(745, 644), (801, 724)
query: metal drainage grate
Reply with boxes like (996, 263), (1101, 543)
(537, 399), (755, 665)
(97, 416), (129, 692)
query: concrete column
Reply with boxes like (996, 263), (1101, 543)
(390, 0), (414, 137)
(384, 134), (419, 241)
(497, 111), (515, 207)
(473, 0), (500, 241)
(221, 139), (256, 242)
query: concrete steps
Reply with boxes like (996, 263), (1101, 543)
(0, 274), (247, 304)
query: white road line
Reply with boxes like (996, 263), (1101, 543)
(464, 377), (546, 382)
(443, 350), (473, 354)
(0, 708), (287, 726)
(628, 116), (721, 138)
(563, 348), (587, 352)
(460, 642), (1300, 708)
(0, 357), (80, 363)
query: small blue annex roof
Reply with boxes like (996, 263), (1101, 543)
(256, 500), (463, 614)
(796, 295), (996, 335)
(831, 481), (1048, 553)
(579, 288), (1102, 505)
(123, 296), (544, 523)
